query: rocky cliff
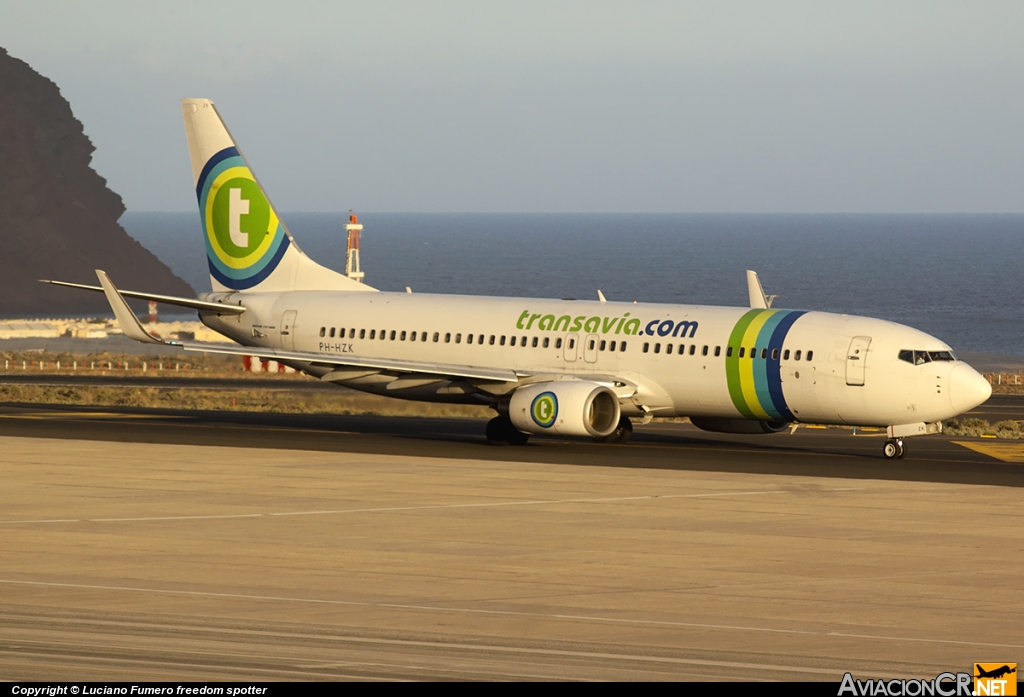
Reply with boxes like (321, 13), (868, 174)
(0, 47), (194, 315)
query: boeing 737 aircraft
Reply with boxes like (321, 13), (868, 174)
(46, 98), (992, 458)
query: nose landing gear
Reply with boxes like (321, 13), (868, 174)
(883, 439), (906, 459)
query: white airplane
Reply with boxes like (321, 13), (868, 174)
(46, 98), (992, 459)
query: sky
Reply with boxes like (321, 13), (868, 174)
(2, 1), (1023, 213)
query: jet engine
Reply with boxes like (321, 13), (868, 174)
(689, 417), (789, 434)
(508, 381), (621, 438)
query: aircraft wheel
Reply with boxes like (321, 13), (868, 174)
(896, 439), (906, 459)
(594, 416), (634, 445)
(486, 416), (529, 446)
(883, 440), (900, 459)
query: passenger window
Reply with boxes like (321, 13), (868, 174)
(654, 343), (661, 354)
(725, 346), (731, 358)
(643, 343), (650, 353)
(715, 346), (721, 357)
(433, 332), (439, 342)
(489, 335), (495, 345)
(510, 336), (516, 346)
(783, 349), (790, 360)
(421, 332), (427, 342)
(609, 340), (615, 351)
(794, 350), (801, 360)
(360, 329), (366, 339)
(380, 329), (386, 340)
(521, 336), (527, 346)
(690, 345), (696, 356)
(401, 331), (407, 341)
(455, 333), (462, 343)
(410, 331), (416, 342)
(806, 350), (813, 361)
(533, 337), (539, 348)
(543, 337), (550, 348)
(620, 341), (627, 352)
(349, 328), (355, 338)
(702, 345), (708, 356)
(370, 329), (376, 339)
(568, 338), (575, 349)
(771, 349), (779, 360)
(319, 327), (326, 337)
(666, 343), (672, 354)
(556, 338), (562, 349)
(329, 328), (336, 338)
(761, 348), (767, 359)
(500, 336), (506, 346)
(587, 339), (593, 350)
(390, 330), (396, 340)
(467, 334), (473, 344)
(445, 333), (451, 343)
(739, 348), (745, 358)
(599, 340), (606, 351)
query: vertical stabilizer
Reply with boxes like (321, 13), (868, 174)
(181, 98), (376, 293)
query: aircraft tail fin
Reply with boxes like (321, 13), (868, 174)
(181, 98), (376, 294)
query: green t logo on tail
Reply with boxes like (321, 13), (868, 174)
(197, 147), (290, 290)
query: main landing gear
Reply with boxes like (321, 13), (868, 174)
(486, 416), (530, 446)
(883, 438), (906, 459)
(594, 416), (634, 445)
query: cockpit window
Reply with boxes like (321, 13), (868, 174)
(899, 349), (957, 365)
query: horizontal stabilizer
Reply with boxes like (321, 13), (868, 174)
(41, 279), (246, 315)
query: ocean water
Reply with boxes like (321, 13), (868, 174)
(120, 212), (1024, 356)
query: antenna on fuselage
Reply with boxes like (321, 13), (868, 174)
(345, 210), (365, 283)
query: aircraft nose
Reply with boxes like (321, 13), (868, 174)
(948, 364), (992, 415)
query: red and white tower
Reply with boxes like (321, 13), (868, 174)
(344, 210), (365, 282)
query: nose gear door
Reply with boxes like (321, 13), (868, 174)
(846, 336), (871, 386)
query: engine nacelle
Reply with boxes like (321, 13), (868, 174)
(508, 381), (621, 438)
(689, 417), (789, 434)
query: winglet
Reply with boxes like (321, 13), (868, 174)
(95, 270), (174, 345)
(746, 270), (769, 309)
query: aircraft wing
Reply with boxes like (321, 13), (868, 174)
(93, 270), (518, 383)
(41, 279), (246, 315)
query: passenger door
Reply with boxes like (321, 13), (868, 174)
(564, 333), (578, 362)
(280, 310), (298, 351)
(846, 336), (871, 386)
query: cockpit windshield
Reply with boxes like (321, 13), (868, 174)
(898, 350), (957, 365)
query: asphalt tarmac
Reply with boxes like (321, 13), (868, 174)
(1, 400), (1022, 681)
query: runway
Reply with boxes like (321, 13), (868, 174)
(1, 405), (1022, 680)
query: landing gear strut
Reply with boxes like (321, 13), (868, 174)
(883, 438), (906, 459)
(486, 416), (529, 445)
(594, 416), (634, 445)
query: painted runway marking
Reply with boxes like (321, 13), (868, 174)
(0, 488), (865, 525)
(1, 577), (1019, 653)
(953, 441), (1024, 462)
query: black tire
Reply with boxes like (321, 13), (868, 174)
(896, 441), (906, 459)
(486, 417), (510, 445)
(486, 416), (530, 446)
(594, 416), (633, 445)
